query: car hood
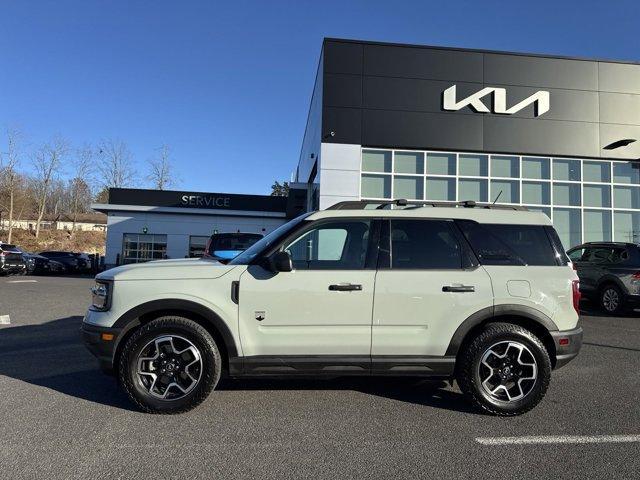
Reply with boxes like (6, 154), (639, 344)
(97, 257), (239, 281)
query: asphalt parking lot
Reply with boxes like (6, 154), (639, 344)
(0, 275), (639, 479)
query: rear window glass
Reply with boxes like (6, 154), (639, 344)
(457, 221), (558, 266)
(0, 244), (17, 251)
(390, 220), (462, 269)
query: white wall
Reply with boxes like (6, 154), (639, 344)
(318, 143), (361, 209)
(105, 211), (286, 265)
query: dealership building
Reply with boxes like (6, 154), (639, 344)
(96, 38), (640, 264)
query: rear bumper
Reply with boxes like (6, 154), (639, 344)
(81, 322), (122, 373)
(551, 326), (583, 369)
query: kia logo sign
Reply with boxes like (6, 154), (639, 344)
(443, 85), (550, 117)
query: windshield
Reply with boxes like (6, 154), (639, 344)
(207, 233), (263, 256)
(229, 213), (311, 265)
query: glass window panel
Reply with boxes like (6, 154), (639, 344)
(522, 157), (550, 179)
(522, 181), (550, 205)
(553, 159), (581, 181)
(189, 236), (210, 258)
(426, 177), (455, 201)
(613, 162), (640, 184)
(458, 154), (488, 177)
(361, 174), (391, 198)
(614, 186), (640, 209)
(490, 180), (519, 203)
(390, 220), (462, 269)
(583, 210), (612, 242)
(583, 161), (611, 183)
(553, 208), (582, 249)
(614, 211), (640, 242)
(362, 150), (391, 173)
(394, 151), (424, 174)
(393, 176), (423, 200)
(458, 179), (488, 202)
(526, 206), (551, 219)
(426, 153), (456, 175)
(490, 155), (519, 178)
(583, 184), (611, 208)
(553, 183), (581, 206)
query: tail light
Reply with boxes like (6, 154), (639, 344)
(572, 279), (581, 314)
(632, 271), (640, 280)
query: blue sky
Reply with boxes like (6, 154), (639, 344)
(1, 0), (638, 194)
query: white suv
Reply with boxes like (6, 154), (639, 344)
(82, 200), (583, 416)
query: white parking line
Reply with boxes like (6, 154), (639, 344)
(6, 279), (37, 283)
(476, 434), (640, 446)
(0, 315), (10, 325)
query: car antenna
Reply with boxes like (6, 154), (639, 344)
(492, 190), (503, 204)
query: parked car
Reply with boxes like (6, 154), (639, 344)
(71, 252), (92, 272)
(567, 241), (640, 314)
(38, 251), (83, 273)
(204, 232), (263, 263)
(82, 200), (583, 416)
(0, 243), (27, 275)
(23, 253), (66, 275)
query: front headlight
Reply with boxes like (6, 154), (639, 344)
(91, 280), (111, 311)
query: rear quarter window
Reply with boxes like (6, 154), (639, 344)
(457, 221), (560, 266)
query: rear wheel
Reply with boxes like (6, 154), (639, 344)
(118, 316), (221, 414)
(456, 323), (551, 416)
(600, 284), (623, 315)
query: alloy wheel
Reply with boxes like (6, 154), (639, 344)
(602, 288), (620, 312)
(136, 335), (203, 400)
(478, 341), (538, 402)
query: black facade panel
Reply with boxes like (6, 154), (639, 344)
(323, 73), (362, 107)
(599, 92), (640, 125)
(362, 109), (483, 151)
(323, 41), (363, 74)
(323, 107), (362, 144)
(484, 117), (600, 158)
(108, 188), (287, 213)
(363, 44), (483, 82)
(363, 76), (599, 122)
(599, 62), (640, 94)
(316, 39), (640, 161)
(484, 54), (598, 90)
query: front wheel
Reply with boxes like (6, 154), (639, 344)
(456, 323), (551, 416)
(118, 316), (221, 414)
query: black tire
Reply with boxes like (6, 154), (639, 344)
(599, 284), (624, 315)
(118, 316), (221, 414)
(456, 322), (551, 416)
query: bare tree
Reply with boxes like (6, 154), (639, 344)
(0, 128), (24, 243)
(146, 145), (176, 190)
(32, 137), (68, 237)
(69, 144), (94, 230)
(97, 139), (136, 189)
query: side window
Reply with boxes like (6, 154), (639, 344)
(609, 248), (628, 264)
(586, 247), (613, 264)
(568, 248), (586, 262)
(283, 220), (370, 270)
(390, 220), (462, 269)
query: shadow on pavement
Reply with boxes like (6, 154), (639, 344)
(0, 316), (134, 411)
(0, 316), (474, 414)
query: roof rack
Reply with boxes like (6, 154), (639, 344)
(327, 199), (528, 211)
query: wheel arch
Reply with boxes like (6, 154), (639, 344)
(446, 305), (559, 368)
(112, 299), (239, 373)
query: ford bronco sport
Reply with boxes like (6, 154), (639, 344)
(82, 200), (583, 416)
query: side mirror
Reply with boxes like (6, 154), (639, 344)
(270, 251), (293, 272)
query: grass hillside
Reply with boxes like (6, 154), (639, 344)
(0, 228), (106, 255)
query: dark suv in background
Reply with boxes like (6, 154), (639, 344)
(567, 242), (640, 314)
(0, 243), (26, 275)
(38, 251), (85, 273)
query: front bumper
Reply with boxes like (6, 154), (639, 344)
(81, 322), (122, 373)
(551, 326), (583, 369)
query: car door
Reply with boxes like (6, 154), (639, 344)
(371, 219), (493, 361)
(238, 218), (378, 362)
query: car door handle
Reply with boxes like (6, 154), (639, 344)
(442, 285), (475, 293)
(328, 283), (362, 291)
